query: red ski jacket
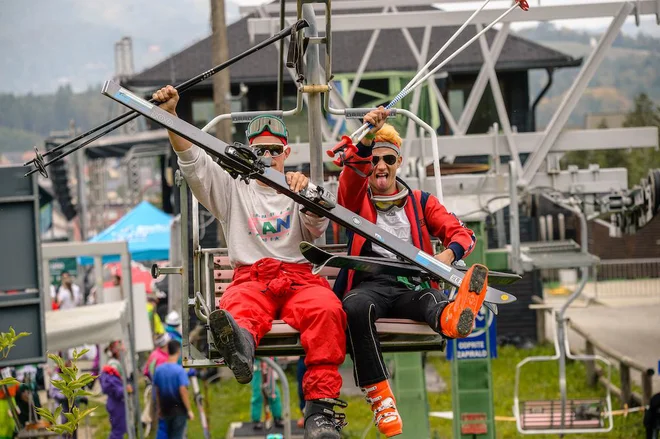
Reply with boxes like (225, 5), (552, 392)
(334, 152), (476, 295)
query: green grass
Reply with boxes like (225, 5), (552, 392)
(89, 345), (645, 438)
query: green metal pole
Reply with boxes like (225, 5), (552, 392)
(451, 221), (496, 439)
(392, 353), (431, 438)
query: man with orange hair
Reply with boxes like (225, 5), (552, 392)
(335, 107), (487, 437)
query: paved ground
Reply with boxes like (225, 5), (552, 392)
(542, 282), (660, 392)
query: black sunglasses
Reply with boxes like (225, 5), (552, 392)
(372, 154), (398, 166)
(252, 144), (284, 157)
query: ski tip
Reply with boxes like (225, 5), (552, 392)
(299, 241), (313, 251)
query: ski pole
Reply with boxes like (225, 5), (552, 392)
(24, 19), (310, 178)
(351, 0), (528, 142)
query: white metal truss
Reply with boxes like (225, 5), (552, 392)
(329, 5), (389, 140)
(248, 1), (660, 34)
(475, 22), (522, 172)
(283, 127), (658, 166)
(240, 0), (468, 15)
(392, 6), (461, 136)
(520, 2), (634, 185)
(457, 23), (509, 134)
(400, 25), (434, 160)
(248, 0), (659, 202)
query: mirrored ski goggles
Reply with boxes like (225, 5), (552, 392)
(251, 143), (285, 158)
(370, 186), (409, 212)
(372, 154), (398, 166)
(372, 197), (407, 212)
(246, 115), (288, 140)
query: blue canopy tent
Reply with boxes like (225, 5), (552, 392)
(79, 201), (171, 265)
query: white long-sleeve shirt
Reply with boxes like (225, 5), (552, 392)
(176, 145), (328, 267)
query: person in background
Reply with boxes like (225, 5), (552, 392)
(165, 311), (184, 368)
(56, 271), (82, 310)
(296, 357), (306, 428)
(49, 284), (59, 310)
(0, 368), (17, 439)
(141, 332), (171, 435)
(250, 358), (283, 430)
(153, 340), (193, 439)
(100, 341), (131, 439)
(164, 311), (183, 345)
(143, 333), (171, 381)
(146, 292), (165, 340)
(14, 366), (41, 428)
(644, 392), (660, 439)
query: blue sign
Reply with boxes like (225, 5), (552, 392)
(446, 307), (497, 360)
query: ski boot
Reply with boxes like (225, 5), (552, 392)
(303, 398), (348, 439)
(363, 380), (403, 437)
(209, 309), (255, 384)
(440, 264), (489, 338)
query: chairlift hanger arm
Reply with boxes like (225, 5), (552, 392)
(101, 79), (516, 308)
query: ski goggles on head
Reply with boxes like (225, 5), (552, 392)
(246, 115), (288, 141)
(372, 196), (407, 212)
(372, 154), (398, 166)
(251, 143), (285, 158)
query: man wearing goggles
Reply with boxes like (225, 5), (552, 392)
(153, 86), (348, 439)
(334, 107), (484, 438)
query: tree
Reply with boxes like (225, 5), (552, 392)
(562, 93), (660, 186)
(622, 93), (660, 185)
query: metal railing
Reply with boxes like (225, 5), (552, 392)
(542, 258), (660, 299)
(532, 296), (655, 407)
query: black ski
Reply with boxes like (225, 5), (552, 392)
(101, 80), (517, 307)
(300, 241), (521, 285)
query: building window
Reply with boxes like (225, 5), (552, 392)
(281, 95), (309, 143)
(192, 99), (215, 129)
(192, 98), (244, 129)
(448, 89), (465, 124)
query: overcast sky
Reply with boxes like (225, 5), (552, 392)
(1, 0), (659, 94)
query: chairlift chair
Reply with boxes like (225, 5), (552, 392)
(513, 308), (614, 434)
(153, 99), (521, 366)
(513, 206), (614, 435)
(152, 114), (450, 367)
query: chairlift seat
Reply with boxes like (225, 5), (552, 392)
(210, 248), (447, 356)
(518, 399), (605, 431)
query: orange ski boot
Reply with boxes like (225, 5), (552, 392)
(362, 380), (403, 437)
(440, 264), (489, 338)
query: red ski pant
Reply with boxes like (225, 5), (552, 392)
(219, 258), (347, 400)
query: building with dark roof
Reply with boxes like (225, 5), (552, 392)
(124, 3), (581, 142)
